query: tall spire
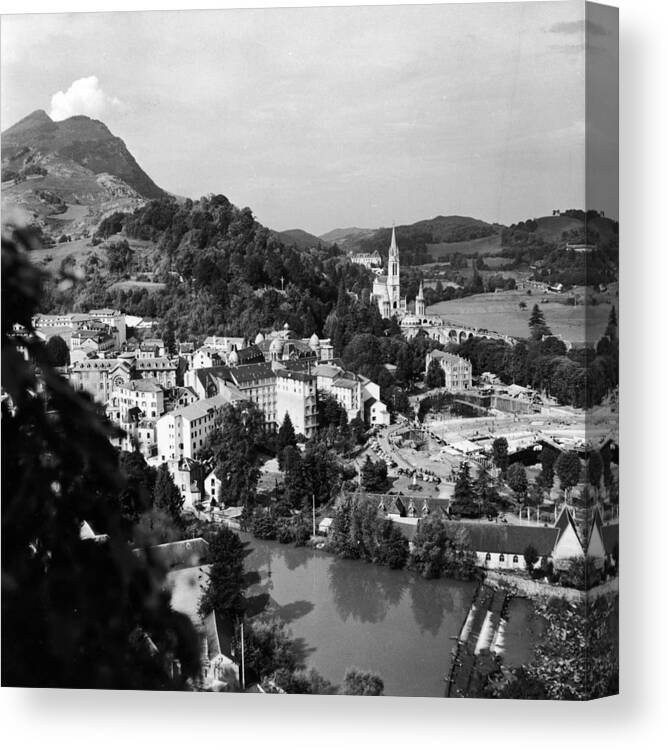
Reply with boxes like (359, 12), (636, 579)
(417, 280), (424, 299)
(389, 224), (399, 258)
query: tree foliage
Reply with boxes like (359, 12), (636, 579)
(2, 226), (199, 689)
(425, 358), (445, 388)
(153, 463), (184, 523)
(200, 401), (265, 507)
(198, 526), (251, 620)
(492, 437), (509, 473)
(342, 667), (384, 696)
(555, 450), (582, 494)
(44, 334), (70, 366)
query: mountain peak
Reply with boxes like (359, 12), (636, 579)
(4, 109), (54, 136)
(2, 109), (165, 200)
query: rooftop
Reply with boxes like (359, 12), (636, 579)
(443, 521), (559, 557)
(166, 393), (230, 421)
(119, 378), (163, 393)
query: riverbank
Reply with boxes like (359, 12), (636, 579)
(484, 569), (619, 602)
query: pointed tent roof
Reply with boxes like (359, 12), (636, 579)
(555, 504), (581, 545)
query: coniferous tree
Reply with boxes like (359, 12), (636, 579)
(198, 526), (251, 619)
(507, 462), (528, 502)
(276, 412), (297, 454)
(153, 463), (184, 523)
(528, 304), (552, 340)
(604, 305), (618, 340)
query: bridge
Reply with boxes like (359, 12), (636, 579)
(400, 315), (518, 346)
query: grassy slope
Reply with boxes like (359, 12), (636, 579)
(428, 288), (617, 343)
(29, 234), (159, 277)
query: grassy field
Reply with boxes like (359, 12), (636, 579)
(428, 288), (616, 343)
(29, 238), (95, 271)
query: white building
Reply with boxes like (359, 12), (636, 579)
(134, 357), (178, 389)
(106, 378), (165, 456)
(192, 347), (224, 370)
(88, 308), (127, 344)
(203, 336), (247, 353)
(156, 394), (229, 462)
(109, 378), (165, 420)
(313, 363), (362, 422)
(70, 358), (134, 403)
(372, 227), (407, 318)
(166, 457), (205, 512)
(351, 251), (382, 270)
(275, 367), (318, 438)
(424, 350), (473, 391)
(203, 467), (223, 507)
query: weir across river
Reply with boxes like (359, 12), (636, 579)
(446, 584), (509, 698)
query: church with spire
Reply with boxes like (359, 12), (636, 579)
(372, 226), (408, 318)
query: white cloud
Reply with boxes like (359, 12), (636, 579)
(49, 76), (123, 121)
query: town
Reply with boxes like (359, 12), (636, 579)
(7, 224), (619, 697)
(1, 2), (619, 703)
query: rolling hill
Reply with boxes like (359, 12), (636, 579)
(318, 226), (377, 249)
(273, 228), (329, 251)
(346, 215), (501, 265)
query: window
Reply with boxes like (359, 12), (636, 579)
(513, 555), (519, 563)
(499, 554), (505, 562)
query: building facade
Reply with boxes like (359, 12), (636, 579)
(424, 350), (473, 390)
(156, 394), (230, 462)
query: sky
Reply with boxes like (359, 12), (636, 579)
(1, 1), (618, 235)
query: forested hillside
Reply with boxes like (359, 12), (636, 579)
(355, 216), (498, 265)
(41, 194), (372, 343)
(500, 210), (619, 286)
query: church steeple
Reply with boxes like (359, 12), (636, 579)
(416, 279), (425, 317)
(387, 224), (401, 313)
(389, 225), (399, 259)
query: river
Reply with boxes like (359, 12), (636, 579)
(243, 536), (487, 697)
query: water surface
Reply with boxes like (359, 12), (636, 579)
(244, 536), (476, 697)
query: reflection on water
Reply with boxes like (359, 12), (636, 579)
(243, 534), (478, 696)
(328, 556), (407, 624)
(410, 580), (455, 637)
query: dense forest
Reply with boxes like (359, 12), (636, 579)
(42, 195), (373, 343)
